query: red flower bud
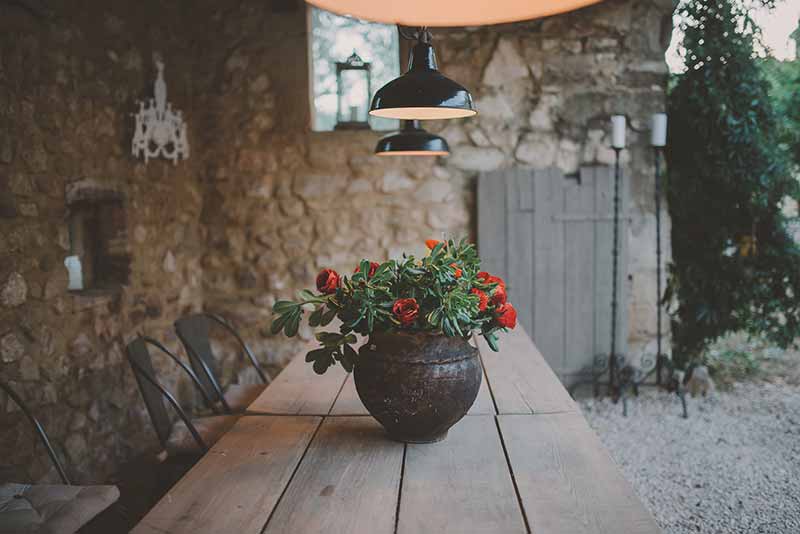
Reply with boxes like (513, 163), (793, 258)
(477, 271), (506, 289)
(392, 298), (419, 326)
(450, 262), (462, 278)
(316, 268), (340, 295)
(354, 261), (380, 278)
(425, 239), (441, 250)
(471, 288), (489, 312)
(495, 303), (517, 329)
(491, 284), (507, 306)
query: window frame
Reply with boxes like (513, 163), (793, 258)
(306, 5), (404, 133)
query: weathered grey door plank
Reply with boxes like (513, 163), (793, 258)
(478, 169), (509, 283)
(398, 415), (527, 534)
(132, 416), (321, 534)
(563, 168), (597, 376)
(532, 168), (566, 372)
(498, 413), (661, 534)
(507, 168), (536, 338)
(475, 327), (576, 414)
(262, 416), (404, 534)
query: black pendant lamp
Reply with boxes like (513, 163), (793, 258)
(369, 28), (476, 121)
(375, 120), (450, 156)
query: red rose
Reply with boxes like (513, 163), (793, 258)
(495, 303), (517, 329)
(450, 262), (462, 278)
(477, 271), (506, 289)
(392, 298), (419, 326)
(491, 284), (507, 306)
(354, 261), (380, 278)
(471, 288), (489, 312)
(316, 268), (340, 294)
(425, 239), (441, 250)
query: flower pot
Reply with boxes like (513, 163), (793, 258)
(354, 331), (482, 443)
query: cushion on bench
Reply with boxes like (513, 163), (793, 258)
(0, 482), (119, 534)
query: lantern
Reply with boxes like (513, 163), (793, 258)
(335, 50), (372, 130)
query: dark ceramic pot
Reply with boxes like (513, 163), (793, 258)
(354, 331), (482, 443)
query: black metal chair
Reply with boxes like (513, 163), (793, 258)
(125, 337), (239, 458)
(0, 380), (120, 534)
(174, 313), (271, 415)
(137, 334), (221, 415)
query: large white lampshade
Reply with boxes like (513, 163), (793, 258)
(305, 0), (605, 27)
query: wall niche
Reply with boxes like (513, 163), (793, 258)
(64, 184), (131, 294)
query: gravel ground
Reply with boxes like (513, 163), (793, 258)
(579, 381), (800, 534)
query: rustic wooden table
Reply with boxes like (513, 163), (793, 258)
(133, 327), (661, 534)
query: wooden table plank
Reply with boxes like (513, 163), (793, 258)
(477, 326), (576, 414)
(262, 416), (404, 534)
(398, 415), (527, 534)
(330, 371), (495, 416)
(329, 374), (366, 415)
(248, 345), (347, 415)
(132, 416), (321, 534)
(469, 368), (496, 415)
(498, 413), (661, 534)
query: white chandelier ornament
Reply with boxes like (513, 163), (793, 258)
(132, 55), (189, 165)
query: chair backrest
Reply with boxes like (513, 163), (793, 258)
(126, 337), (209, 453)
(139, 335), (219, 413)
(174, 314), (227, 411)
(126, 338), (173, 447)
(0, 380), (69, 484)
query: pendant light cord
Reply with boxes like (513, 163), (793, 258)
(398, 25), (432, 43)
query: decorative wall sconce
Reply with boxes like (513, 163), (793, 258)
(132, 55), (189, 164)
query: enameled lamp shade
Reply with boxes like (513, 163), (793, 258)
(370, 41), (476, 120)
(375, 120), (450, 156)
(306, 0), (604, 27)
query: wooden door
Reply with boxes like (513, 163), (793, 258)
(477, 166), (629, 387)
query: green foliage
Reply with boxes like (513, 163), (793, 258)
(704, 347), (761, 385)
(762, 57), (800, 165)
(666, 0), (800, 368)
(271, 239), (513, 374)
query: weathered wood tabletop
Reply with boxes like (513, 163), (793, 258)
(133, 327), (661, 534)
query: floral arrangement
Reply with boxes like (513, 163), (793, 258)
(271, 238), (517, 374)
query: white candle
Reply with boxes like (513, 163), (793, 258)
(64, 255), (83, 291)
(651, 113), (668, 147)
(611, 115), (626, 149)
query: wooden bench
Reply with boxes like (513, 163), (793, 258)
(133, 326), (661, 534)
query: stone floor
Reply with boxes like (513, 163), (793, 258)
(580, 380), (800, 534)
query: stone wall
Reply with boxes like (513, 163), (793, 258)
(0, 2), (209, 483)
(0, 0), (673, 483)
(198, 0), (674, 368)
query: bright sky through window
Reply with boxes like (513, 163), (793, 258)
(310, 7), (399, 131)
(667, 0), (800, 73)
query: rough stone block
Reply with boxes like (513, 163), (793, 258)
(1, 272), (27, 307)
(0, 333), (25, 363)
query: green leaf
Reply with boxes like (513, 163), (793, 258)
(285, 311), (301, 337)
(485, 332), (500, 352)
(305, 347), (329, 363)
(320, 307), (337, 326)
(270, 313), (290, 335)
(341, 344), (357, 372)
(312, 353), (334, 374)
(298, 289), (317, 302)
(272, 300), (297, 313)
(308, 307), (323, 327)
